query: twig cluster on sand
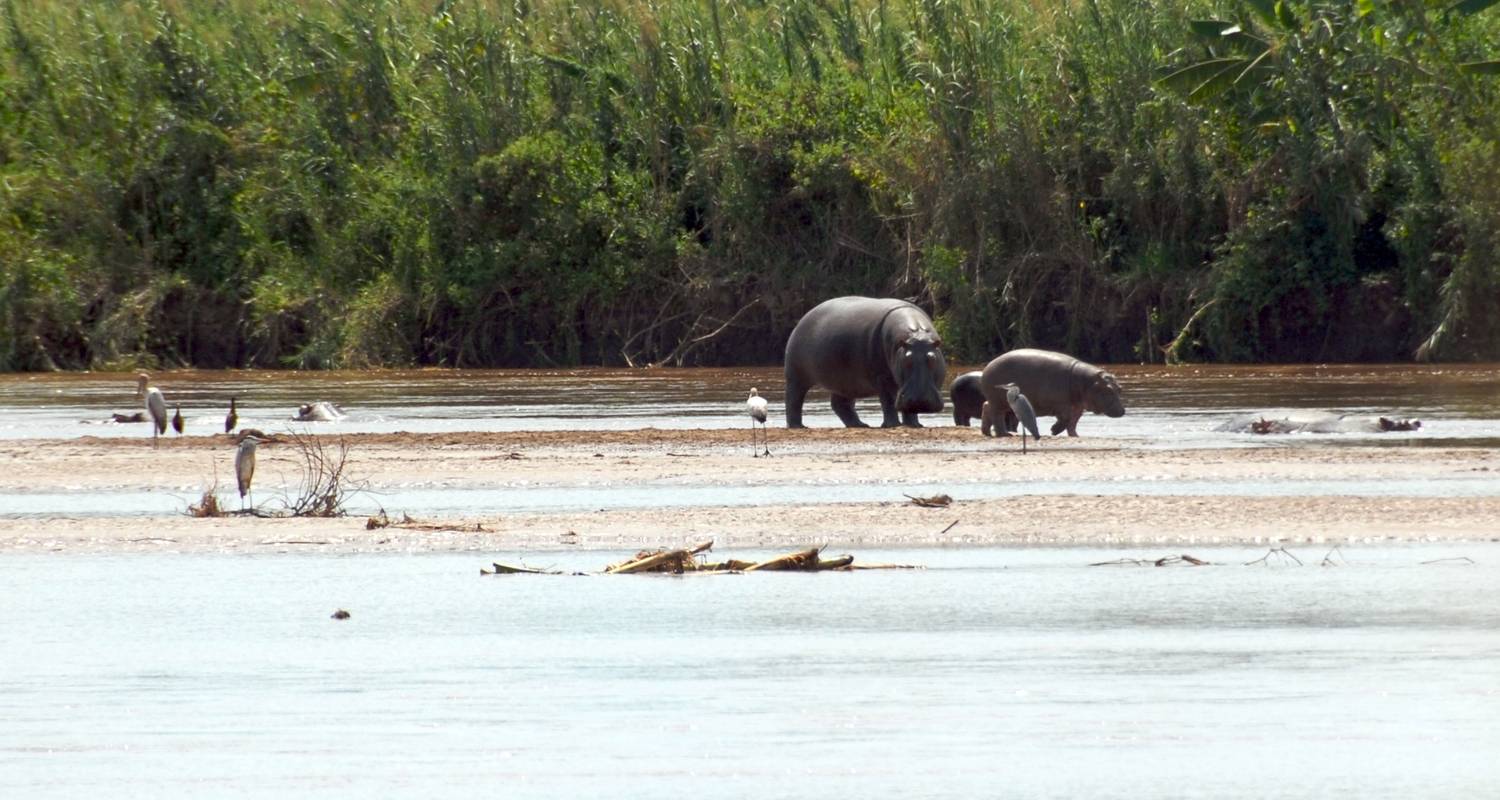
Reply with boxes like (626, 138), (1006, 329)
(481, 540), (921, 576)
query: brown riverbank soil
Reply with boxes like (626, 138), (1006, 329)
(2, 428), (1497, 553)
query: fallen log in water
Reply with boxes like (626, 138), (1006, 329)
(482, 562), (558, 575)
(744, 546), (824, 572)
(605, 540), (715, 574)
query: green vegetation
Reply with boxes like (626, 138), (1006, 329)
(1, 0), (1496, 370)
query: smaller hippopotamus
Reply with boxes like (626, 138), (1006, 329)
(950, 371), (986, 427)
(979, 349), (1124, 437)
(293, 402), (345, 422)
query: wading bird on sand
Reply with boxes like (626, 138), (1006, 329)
(225, 397), (238, 434)
(1004, 383), (1041, 454)
(235, 432), (260, 512)
(171, 405), (184, 436)
(747, 388), (770, 457)
(136, 373), (168, 448)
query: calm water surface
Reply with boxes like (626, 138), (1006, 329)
(2, 365), (1497, 518)
(1, 363), (1497, 442)
(2, 545), (1497, 798)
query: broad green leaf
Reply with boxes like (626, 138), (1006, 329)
(1221, 28), (1271, 54)
(1158, 58), (1244, 95)
(1189, 19), (1236, 39)
(1234, 48), (1275, 88)
(1447, 0), (1500, 16)
(1458, 59), (1500, 74)
(1191, 60), (1250, 102)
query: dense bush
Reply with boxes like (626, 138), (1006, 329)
(1, 0), (1496, 370)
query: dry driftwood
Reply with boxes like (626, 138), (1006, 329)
(482, 562), (557, 575)
(816, 555), (855, 570)
(744, 546), (825, 572)
(904, 493), (952, 508)
(605, 540), (715, 574)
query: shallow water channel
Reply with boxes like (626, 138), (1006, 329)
(2, 545), (1497, 798)
(1, 364), (1498, 518)
(2, 363), (1498, 441)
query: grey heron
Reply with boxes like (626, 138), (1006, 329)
(135, 373), (168, 448)
(235, 432), (260, 512)
(1004, 383), (1041, 453)
(747, 388), (770, 457)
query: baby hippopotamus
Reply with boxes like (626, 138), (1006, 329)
(979, 349), (1125, 437)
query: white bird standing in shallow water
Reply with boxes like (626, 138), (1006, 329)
(235, 433), (260, 512)
(136, 373), (168, 448)
(747, 388), (770, 457)
(1003, 383), (1041, 453)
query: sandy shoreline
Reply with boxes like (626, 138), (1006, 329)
(2, 428), (1497, 553)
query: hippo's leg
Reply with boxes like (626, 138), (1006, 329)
(877, 388), (902, 428)
(1049, 418), (1068, 436)
(1062, 405), (1083, 436)
(784, 374), (809, 429)
(954, 407), (969, 426)
(831, 394), (869, 428)
(980, 402), (994, 437)
(900, 411), (924, 428)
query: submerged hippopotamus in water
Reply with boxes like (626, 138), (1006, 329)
(949, 371), (986, 426)
(1217, 413), (1422, 435)
(293, 402), (345, 422)
(978, 349), (1124, 437)
(784, 296), (946, 428)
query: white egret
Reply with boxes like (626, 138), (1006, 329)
(1003, 383), (1041, 453)
(235, 433), (260, 512)
(747, 388), (770, 457)
(136, 373), (168, 448)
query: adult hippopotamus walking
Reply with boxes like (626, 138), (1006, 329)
(949, 371), (986, 426)
(784, 297), (946, 428)
(979, 349), (1124, 437)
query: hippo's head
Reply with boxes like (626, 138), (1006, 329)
(1086, 372), (1125, 417)
(890, 328), (946, 415)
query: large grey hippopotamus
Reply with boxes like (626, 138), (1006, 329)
(784, 296), (946, 428)
(949, 371), (986, 426)
(979, 348), (1124, 436)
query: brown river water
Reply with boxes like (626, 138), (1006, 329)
(1, 363), (1497, 443)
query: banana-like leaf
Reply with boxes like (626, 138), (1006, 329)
(1447, 0), (1500, 16)
(1457, 59), (1500, 74)
(1190, 59), (1250, 102)
(1158, 58), (1244, 96)
(1234, 48), (1275, 88)
(1189, 19), (1236, 39)
(1220, 27), (1271, 54)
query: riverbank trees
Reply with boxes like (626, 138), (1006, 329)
(2, 0), (1496, 370)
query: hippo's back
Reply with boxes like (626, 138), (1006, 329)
(786, 296), (912, 375)
(979, 349), (1083, 415)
